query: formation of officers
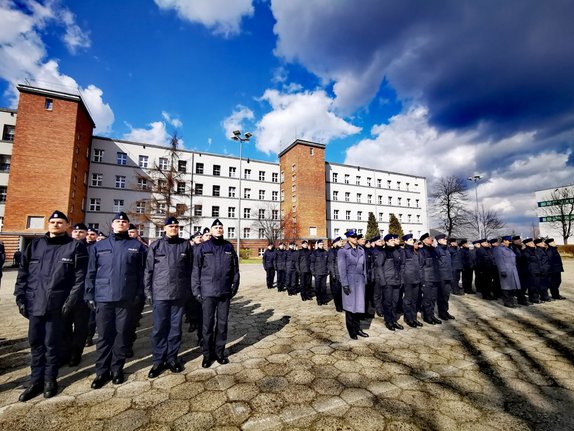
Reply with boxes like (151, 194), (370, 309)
(14, 210), (239, 402)
(262, 230), (565, 340)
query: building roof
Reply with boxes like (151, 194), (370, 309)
(0, 107), (17, 114)
(278, 139), (326, 158)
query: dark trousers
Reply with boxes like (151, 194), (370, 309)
(345, 311), (361, 337)
(29, 313), (64, 384)
(373, 282), (384, 316)
(396, 284), (404, 314)
(421, 282), (439, 321)
(201, 296), (231, 360)
(277, 270), (286, 291)
(151, 299), (184, 365)
(87, 309), (96, 338)
(286, 270), (298, 294)
(437, 280), (452, 316)
(185, 296), (203, 328)
(501, 289), (517, 307)
(61, 301), (90, 363)
(366, 281), (375, 309)
(491, 268), (501, 298)
(330, 276), (342, 311)
(382, 284), (400, 324)
(265, 268), (276, 289)
(538, 275), (551, 301)
(474, 269), (485, 293)
(314, 275), (327, 304)
(128, 297), (145, 346)
(550, 273), (562, 299)
(403, 283), (420, 323)
(462, 269), (474, 293)
(95, 301), (132, 375)
(451, 270), (463, 294)
(477, 269), (493, 299)
(300, 272), (312, 299)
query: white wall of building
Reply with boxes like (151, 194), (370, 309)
(535, 185), (574, 245)
(0, 108), (16, 225)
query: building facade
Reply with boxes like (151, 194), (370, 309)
(536, 184), (574, 245)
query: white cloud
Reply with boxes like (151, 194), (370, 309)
(255, 89), (361, 155)
(123, 121), (171, 146)
(222, 105), (254, 140)
(0, 0), (112, 133)
(154, 0), (254, 37)
(161, 111), (183, 128)
(60, 9), (91, 54)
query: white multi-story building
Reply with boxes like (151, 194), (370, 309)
(535, 184), (574, 245)
(0, 108), (16, 231)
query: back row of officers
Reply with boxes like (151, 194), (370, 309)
(14, 211), (239, 402)
(262, 231), (565, 340)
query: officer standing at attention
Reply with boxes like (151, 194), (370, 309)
(418, 233), (442, 325)
(545, 238), (565, 300)
(85, 228), (99, 347)
(15, 210), (88, 401)
(376, 234), (403, 331)
(145, 216), (192, 378)
(492, 235), (521, 308)
(400, 234), (423, 328)
(338, 229), (368, 340)
(262, 242), (276, 289)
(192, 219), (240, 368)
(85, 212), (147, 389)
(311, 239), (329, 305)
(435, 234), (455, 321)
(297, 240), (313, 301)
(275, 243), (287, 292)
(449, 238), (464, 295)
(534, 238), (552, 301)
(285, 242), (299, 296)
(185, 231), (203, 338)
(328, 237), (343, 312)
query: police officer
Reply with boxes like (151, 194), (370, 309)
(449, 238), (464, 295)
(435, 234), (455, 321)
(370, 236), (385, 318)
(418, 233), (442, 325)
(192, 219), (240, 368)
(185, 231), (203, 334)
(522, 238), (542, 303)
(262, 242), (276, 289)
(510, 236), (530, 305)
(285, 242), (299, 296)
(492, 235), (521, 308)
(145, 216), (192, 378)
(460, 240), (474, 294)
(327, 237), (343, 312)
(545, 238), (565, 300)
(85, 212), (147, 389)
(400, 234), (423, 328)
(85, 228), (99, 347)
(201, 227), (212, 242)
(338, 229), (368, 339)
(375, 234), (403, 331)
(297, 240), (313, 301)
(61, 222), (92, 366)
(311, 239), (329, 305)
(129, 223), (148, 247)
(534, 238), (551, 301)
(475, 239), (494, 299)
(489, 238), (502, 299)
(275, 243), (287, 292)
(15, 210), (88, 401)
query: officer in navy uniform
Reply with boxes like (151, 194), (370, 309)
(15, 210), (88, 401)
(449, 238), (464, 295)
(545, 238), (565, 300)
(185, 231), (203, 334)
(85, 228), (99, 347)
(311, 239), (329, 305)
(400, 234), (423, 328)
(370, 235), (385, 318)
(534, 238), (552, 301)
(275, 243), (287, 292)
(201, 227), (212, 242)
(85, 212), (147, 389)
(510, 235), (530, 305)
(460, 240), (474, 294)
(145, 216), (192, 378)
(285, 242), (299, 296)
(262, 243), (276, 289)
(327, 237), (343, 312)
(297, 240), (313, 301)
(192, 219), (240, 368)
(61, 222), (92, 366)
(375, 234), (404, 331)
(475, 239), (494, 299)
(418, 233), (443, 325)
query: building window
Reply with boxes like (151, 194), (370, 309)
(417, 215), (420, 222)
(357, 193), (361, 203)
(398, 197), (402, 206)
(213, 165), (221, 176)
(136, 201), (146, 214)
(0, 186), (7, 203)
(332, 173), (338, 183)
(408, 214), (412, 222)
(138, 178), (149, 190)
(229, 186), (236, 198)
(113, 199), (124, 212)
(416, 199), (420, 208)
(379, 213), (384, 222)
(377, 179), (381, 188)
(136, 224), (145, 236)
(93, 149), (104, 162)
(139, 155), (149, 168)
(0, 155), (10, 172)
(195, 184), (203, 195)
(387, 180), (392, 188)
(27, 216), (45, 229)
(255, 229), (264, 240)
(357, 211), (362, 220)
(356, 176), (361, 185)
(333, 210), (339, 220)
(367, 177), (372, 187)
(196, 163), (204, 174)
(88, 223), (99, 230)
(116, 152), (127, 165)
(243, 228), (250, 239)
(115, 175), (126, 189)
(156, 202), (166, 215)
(334, 228), (339, 237)
(272, 172), (278, 183)
(244, 188), (251, 199)
(388, 196), (392, 205)
(345, 192), (350, 202)
(91, 173), (102, 187)
(228, 207), (235, 218)
(407, 198), (411, 207)
(291, 184), (296, 192)
(259, 190), (265, 200)
(397, 181), (401, 190)
(344, 174), (349, 184)
(259, 171), (265, 181)
(176, 203), (186, 216)
(333, 191), (338, 201)
(272, 191), (278, 201)
(345, 210), (351, 220)
(399, 214), (403, 221)
(272, 210), (278, 220)
(177, 182), (186, 193)
(212, 206), (220, 217)
(177, 160), (187, 172)
(281, 171), (284, 182)
(244, 169), (251, 179)
(281, 190), (284, 201)
(228, 227), (235, 238)
(2, 125), (15, 141)
(213, 185), (220, 196)
(406, 182), (410, 191)
(310, 148), (314, 156)
(367, 194), (372, 204)
(89, 198), (101, 211)
(155, 226), (163, 238)
(229, 166), (236, 177)
(45, 98), (53, 110)
(158, 158), (168, 170)
(194, 205), (202, 216)
(358, 229), (363, 235)
(244, 208), (251, 218)
(291, 163), (296, 172)
(259, 209), (265, 219)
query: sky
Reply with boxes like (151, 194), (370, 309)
(1, 0), (573, 236)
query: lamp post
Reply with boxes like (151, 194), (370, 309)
(231, 130), (252, 258)
(467, 175), (482, 238)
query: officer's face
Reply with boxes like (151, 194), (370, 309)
(406, 238), (414, 246)
(48, 218), (69, 236)
(302, 242), (308, 248)
(474, 243), (481, 249)
(502, 239), (510, 246)
(375, 239), (384, 247)
(317, 243), (324, 249)
(423, 237), (433, 246)
(128, 229), (139, 238)
(202, 233), (212, 241)
(164, 224), (179, 238)
(72, 229), (87, 240)
(438, 238), (447, 246)
(86, 232), (98, 243)
(348, 236), (358, 245)
(112, 219), (129, 233)
(211, 225), (224, 238)
(193, 236), (202, 244)
(358, 238), (366, 246)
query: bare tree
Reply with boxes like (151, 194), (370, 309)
(540, 186), (574, 244)
(252, 202), (282, 243)
(431, 176), (469, 237)
(463, 205), (506, 239)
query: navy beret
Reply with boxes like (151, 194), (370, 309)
(449, 238), (458, 243)
(420, 233), (430, 241)
(501, 235), (512, 241)
(402, 233), (413, 241)
(128, 223), (137, 230)
(544, 238), (554, 244)
(87, 227), (99, 234)
(49, 210), (68, 222)
(73, 222), (87, 231)
(113, 212), (129, 222)
(345, 229), (358, 238)
(302, 240), (308, 244)
(533, 238), (544, 245)
(333, 237), (342, 243)
(435, 234), (446, 240)
(523, 238), (533, 244)
(202, 227), (211, 234)
(370, 235), (381, 242)
(489, 238), (499, 244)
(512, 235), (521, 241)
(190, 231), (202, 239)
(164, 216), (179, 226)
(383, 234), (394, 242)
(211, 218), (223, 227)
(472, 240), (481, 245)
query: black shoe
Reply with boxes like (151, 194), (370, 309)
(148, 363), (165, 379)
(432, 317), (443, 324)
(85, 337), (94, 347)
(357, 330), (369, 338)
(376, 311), (384, 318)
(188, 322), (198, 333)
(423, 318), (435, 325)
(168, 360), (184, 372)
(518, 299), (530, 306)
(504, 303), (517, 308)
(385, 322), (396, 331)
(112, 370), (124, 385)
(125, 347), (134, 359)
(439, 314), (454, 321)
(216, 356), (230, 365)
(415, 320), (424, 327)
(406, 320), (418, 328)
(19, 382), (44, 402)
(350, 334), (358, 340)
(530, 299), (541, 304)
(201, 357), (213, 368)
(68, 355), (81, 367)
(394, 322), (404, 330)
(43, 380), (58, 398)
(91, 372), (111, 389)
(555, 295), (566, 300)
(336, 307), (343, 313)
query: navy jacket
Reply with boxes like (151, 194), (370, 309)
(419, 245), (441, 284)
(285, 249), (298, 272)
(401, 245), (422, 284)
(191, 237), (239, 298)
(275, 249), (287, 271)
(475, 247), (494, 270)
(85, 232), (147, 303)
(310, 248), (329, 276)
(327, 247), (340, 279)
(144, 235), (192, 301)
(461, 247), (473, 270)
(15, 234), (88, 316)
(546, 246), (564, 273)
(297, 248), (312, 273)
(375, 246), (402, 286)
(262, 248), (276, 270)
(436, 245), (453, 281)
(449, 246), (463, 271)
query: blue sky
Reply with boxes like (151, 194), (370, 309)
(1, 0), (573, 236)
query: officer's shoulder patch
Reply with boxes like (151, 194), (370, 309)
(128, 248), (140, 252)
(61, 257), (73, 263)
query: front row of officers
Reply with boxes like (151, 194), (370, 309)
(14, 210), (239, 402)
(263, 230), (565, 339)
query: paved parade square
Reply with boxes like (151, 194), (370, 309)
(1, 262), (573, 430)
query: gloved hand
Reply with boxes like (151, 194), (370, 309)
(343, 285), (351, 296)
(87, 300), (96, 311)
(231, 289), (238, 298)
(62, 301), (73, 317)
(146, 296), (153, 306)
(195, 295), (203, 303)
(501, 272), (507, 278)
(18, 303), (28, 319)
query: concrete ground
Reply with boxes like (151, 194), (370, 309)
(0, 262), (573, 430)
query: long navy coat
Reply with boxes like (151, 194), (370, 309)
(337, 243), (367, 313)
(492, 245), (521, 291)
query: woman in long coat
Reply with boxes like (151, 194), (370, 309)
(337, 229), (368, 339)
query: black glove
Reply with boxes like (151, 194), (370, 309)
(231, 289), (238, 298)
(87, 300), (96, 311)
(195, 295), (203, 303)
(18, 303), (28, 319)
(62, 301), (73, 317)
(343, 285), (351, 296)
(146, 296), (153, 306)
(501, 272), (507, 278)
